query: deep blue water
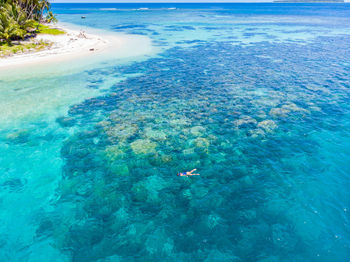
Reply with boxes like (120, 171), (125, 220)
(1, 3), (350, 262)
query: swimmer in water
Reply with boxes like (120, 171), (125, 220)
(177, 169), (200, 177)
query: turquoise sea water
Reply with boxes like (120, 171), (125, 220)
(1, 3), (350, 261)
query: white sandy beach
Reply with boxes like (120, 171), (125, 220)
(0, 24), (154, 126)
(0, 24), (151, 69)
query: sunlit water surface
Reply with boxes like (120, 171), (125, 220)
(1, 3), (350, 262)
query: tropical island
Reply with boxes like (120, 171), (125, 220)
(0, 0), (62, 56)
(0, 0), (117, 68)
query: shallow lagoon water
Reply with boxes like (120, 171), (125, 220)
(1, 3), (350, 262)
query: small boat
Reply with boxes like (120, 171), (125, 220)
(81, 16), (86, 19)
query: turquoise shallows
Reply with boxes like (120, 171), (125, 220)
(1, 3), (350, 262)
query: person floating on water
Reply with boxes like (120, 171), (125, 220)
(177, 169), (200, 177)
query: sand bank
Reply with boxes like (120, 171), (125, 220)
(0, 24), (150, 69)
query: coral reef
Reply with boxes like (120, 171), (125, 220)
(38, 35), (350, 261)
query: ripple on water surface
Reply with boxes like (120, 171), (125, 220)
(1, 5), (350, 262)
(26, 37), (350, 261)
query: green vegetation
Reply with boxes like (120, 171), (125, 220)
(0, 39), (51, 57)
(36, 23), (64, 35)
(0, 0), (60, 57)
(0, 0), (57, 44)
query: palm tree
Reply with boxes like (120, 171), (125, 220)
(46, 11), (57, 23)
(0, 9), (23, 44)
(35, 0), (51, 29)
(5, 2), (35, 32)
(0, 0), (55, 43)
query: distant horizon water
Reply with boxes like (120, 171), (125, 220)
(52, 0), (350, 3)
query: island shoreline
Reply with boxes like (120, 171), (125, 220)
(0, 24), (121, 69)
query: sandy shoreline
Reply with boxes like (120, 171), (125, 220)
(0, 24), (125, 69)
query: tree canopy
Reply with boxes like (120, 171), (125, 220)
(0, 0), (56, 43)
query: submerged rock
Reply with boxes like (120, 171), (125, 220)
(170, 118), (190, 127)
(131, 139), (157, 155)
(149, 153), (174, 167)
(271, 223), (297, 252)
(239, 175), (254, 187)
(161, 154), (173, 164)
(237, 209), (257, 223)
(204, 250), (241, 262)
(237, 224), (269, 256)
(257, 120), (277, 133)
(2, 178), (25, 192)
(256, 110), (267, 120)
(6, 129), (30, 144)
(269, 107), (290, 118)
(182, 188), (192, 200)
(132, 175), (166, 203)
(249, 128), (265, 138)
(194, 137), (210, 148)
(209, 152), (226, 163)
(191, 185), (208, 198)
(145, 229), (174, 256)
(111, 208), (129, 232)
(96, 120), (111, 128)
(106, 123), (138, 142)
(110, 162), (129, 176)
(270, 102), (310, 118)
(105, 145), (127, 161)
(207, 213), (222, 229)
(193, 137), (210, 154)
(131, 182), (148, 202)
(56, 116), (77, 127)
(256, 256), (279, 262)
(234, 116), (257, 128)
(144, 128), (167, 141)
(282, 102), (309, 115)
(183, 147), (196, 156)
(190, 126), (206, 136)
